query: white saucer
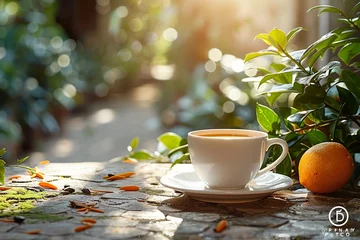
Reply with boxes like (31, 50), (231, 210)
(160, 165), (293, 203)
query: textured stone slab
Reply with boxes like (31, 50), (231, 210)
(168, 212), (220, 223)
(230, 216), (288, 228)
(122, 210), (166, 221)
(137, 220), (181, 232)
(84, 226), (148, 239)
(174, 221), (210, 235)
(101, 191), (148, 200)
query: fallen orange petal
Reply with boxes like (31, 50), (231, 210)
(74, 224), (93, 232)
(38, 182), (58, 190)
(39, 160), (50, 165)
(25, 230), (41, 235)
(0, 186), (12, 191)
(119, 185), (140, 191)
(8, 175), (21, 180)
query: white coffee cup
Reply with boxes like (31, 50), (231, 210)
(187, 129), (288, 189)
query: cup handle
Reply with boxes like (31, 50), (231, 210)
(255, 138), (289, 178)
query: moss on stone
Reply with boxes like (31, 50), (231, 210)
(0, 188), (48, 217)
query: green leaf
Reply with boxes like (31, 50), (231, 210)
(244, 50), (279, 62)
(269, 28), (287, 50)
(256, 103), (280, 133)
(342, 70), (360, 100)
(170, 153), (190, 169)
(130, 150), (155, 160)
(324, 96), (341, 112)
(308, 5), (345, 16)
(287, 109), (315, 124)
(301, 33), (338, 61)
(307, 130), (328, 145)
(338, 42), (360, 65)
(351, 2), (360, 17)
(294, 85), (326, 105)
(128, 137), (140, 152)
(275, 153), (292, 176)
(0, 159), (5, 185)
(157, 132), (182, 150)
(0, 148), (5, 157)
(17, 156), (29, 165)
(266, 92), (282, 106)
(336, 86), (358, 115)
(254, 33), (272, 45)
(286, 27), (306, 46)
(307, 46), (332, 67)
(259, 69), (301, 86)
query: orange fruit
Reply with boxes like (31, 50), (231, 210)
(298, 142), (354, 193)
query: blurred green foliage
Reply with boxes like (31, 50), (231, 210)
(0, 0), (108, 148)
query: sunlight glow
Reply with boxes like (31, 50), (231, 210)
(53, 139), (74, 158)
(91, 108), (115, 125)
(150, 65), (174, 80)
(232, 58), (244, 73)
(63, 84), (77, 98)
(58, 54), (70, 67)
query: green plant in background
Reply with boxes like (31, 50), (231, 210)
(123, 2), (360, 187)
(0, 0), (112, 153)
(244, 3), (360, 182)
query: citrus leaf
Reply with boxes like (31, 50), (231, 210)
(351, 2), (360, 17)
(256, 103), (280, 133)
(275, 153), (292, 176)
(269, 28), (287, 50)
(286, 27), (306, 46)
(130, 150), (155, 160)
(308, 5), (345, 16)
(254, 33), (272, 45)
(0, 148), (5, 157)
(170, 153), (190, 169)
(307, 130), (328, 146)
(128, 137), (140, 152)
(338, 42), (360, 65)
(244, 51), (279, 62)
(157, 132), (182, 150)
(342, 70), (360, 100)
(17, 156), (29, 165)
(0, 160), (5, 185)
(301, 33), (338, 61)
(336, 86), (358, 115)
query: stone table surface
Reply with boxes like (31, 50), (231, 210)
(0, 161), (359, 240)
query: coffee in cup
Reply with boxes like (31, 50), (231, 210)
(187, 129), (288, 189)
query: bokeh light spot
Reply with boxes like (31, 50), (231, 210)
(51, 36), (63, 49)
(232, 58), (244, 73)
(116, 6), (128, 18)
(223, 101), (235, 113)
(5, 2), (18, 15)
(58, 54), (70, 67)
(25, 78), (39, 91)
(63, 84), (77, 98)
(118, 49), (132, 61)
(208, 48), (222, 62)
(163, 28), (178, 42)
(205, 61), (216, 72)
(129, 18), (143, 32)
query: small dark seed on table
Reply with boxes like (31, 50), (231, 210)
(64, 187), (75, 193)
(107, 173), (115, 177)
(82, 187), (91, 195)
(63, 184), (70, 188)
(13, 216), (25, 223)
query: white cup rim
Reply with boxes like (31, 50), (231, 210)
(188, 129), (268, 139)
